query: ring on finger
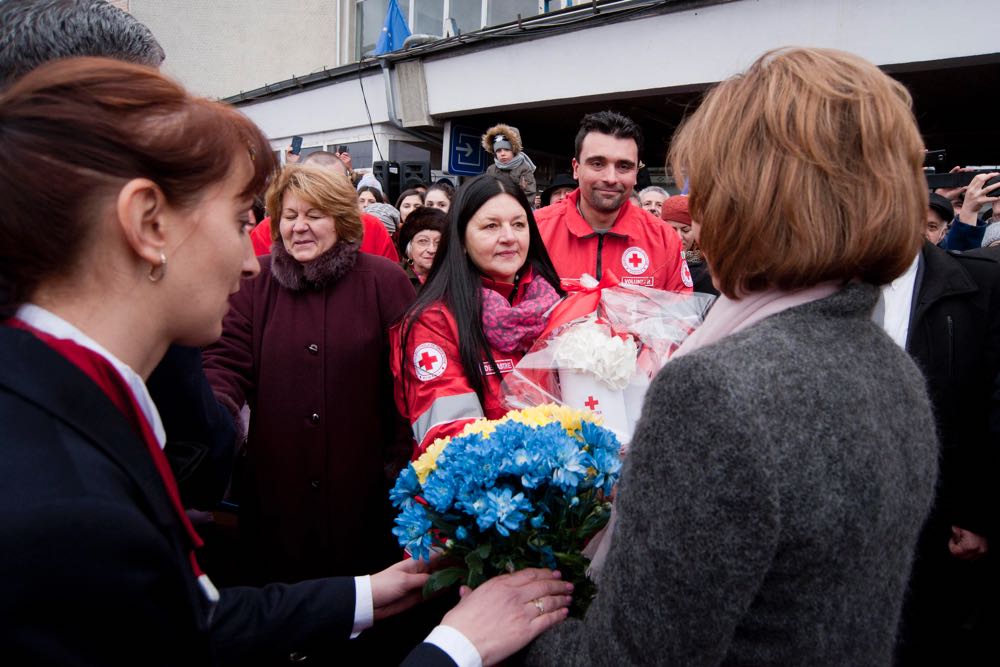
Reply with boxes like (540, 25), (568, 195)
(532, 598), (545, 616)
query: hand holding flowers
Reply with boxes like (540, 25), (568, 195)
(390, 404), (622, 615)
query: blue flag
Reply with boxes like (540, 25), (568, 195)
(374, 0), (411, 55)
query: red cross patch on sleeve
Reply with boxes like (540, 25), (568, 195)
(413, 342), (448, 381)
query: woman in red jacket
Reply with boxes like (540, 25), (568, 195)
(391, 174), (564, 455)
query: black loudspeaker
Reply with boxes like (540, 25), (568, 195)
(399, 161), (431, 192)
(372, 161), (401, 205)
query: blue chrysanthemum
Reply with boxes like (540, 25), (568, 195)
(475, 487), (532, 537)
(550, 437), (593, 493)
(581, 419), (620, 454)
(591, 445), (623, 495)
(392, 502), (434, 561)
(389, 464), (421, 509)
(422, 472), (457, 512)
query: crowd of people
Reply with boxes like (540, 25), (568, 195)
(1, 2), (998, 666)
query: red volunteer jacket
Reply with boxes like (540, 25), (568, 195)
(250, 213), (399, 262)
(535, 189), (692, 291)
(390, 274), (539, 455)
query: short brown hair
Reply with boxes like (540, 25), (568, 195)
(669, 47), (925, 298)
(0, 56), (275, 315)
(266, 165), (363, 244)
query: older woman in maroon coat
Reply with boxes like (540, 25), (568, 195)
(204, 165), (415, 585)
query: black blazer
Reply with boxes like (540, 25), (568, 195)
(0, 326), (360, 665)
(148, 344), (238, 510)
(0, 325), (460, 667)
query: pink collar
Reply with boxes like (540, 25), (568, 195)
(673, 283), (841, 358)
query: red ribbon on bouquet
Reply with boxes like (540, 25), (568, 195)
(537, 270), (622, 342)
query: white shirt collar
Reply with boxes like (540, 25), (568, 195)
(877, 253), (920, 350)
(16, 303), (167, 449)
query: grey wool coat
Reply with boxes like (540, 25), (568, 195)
(526, 284), (938, 666)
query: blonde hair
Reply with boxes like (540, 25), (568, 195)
(266, 164), (363, 244)
(669, 47), (926, 298)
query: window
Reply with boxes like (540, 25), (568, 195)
(332, 140), (375, 169)
(356, 1), (556, 60)
(414, 1), (443, 34)
(448, 0), (483, 34)
(299, 145), (324, 160)
(390, 139), (432, 165)
(487, 0), (540, 26)
(356, 0), (410, 58)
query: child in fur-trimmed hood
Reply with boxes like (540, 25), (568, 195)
(482, 123), (537, 202)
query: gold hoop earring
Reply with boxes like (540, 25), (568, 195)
(148, 252), (167, 283)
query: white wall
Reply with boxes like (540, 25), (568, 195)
(422, 0), (999, 115)
(130, 0), (347, 98)
(238, 73), (389, 141)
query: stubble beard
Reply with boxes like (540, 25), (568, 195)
(585, 187), (626, 213)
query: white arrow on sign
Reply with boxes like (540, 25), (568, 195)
(456, 142), (473, 158)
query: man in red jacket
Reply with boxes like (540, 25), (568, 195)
(250, 151), (398, 261)
(534, 111), (691, 291)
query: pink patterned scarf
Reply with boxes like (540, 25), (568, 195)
(481, 276), (561, 353)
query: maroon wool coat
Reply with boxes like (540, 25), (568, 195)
(203, 248), (415, 584)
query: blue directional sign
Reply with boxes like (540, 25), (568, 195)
(448, 124), (488, 176)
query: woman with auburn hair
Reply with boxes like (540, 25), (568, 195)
(525, 47), (938, 665)
(0, 58), (571, 667)
(202, 164), (416, 593)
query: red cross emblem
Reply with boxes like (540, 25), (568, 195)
(413, 342), (447, 381)
(681, 257), (694, 288)
(621, 246), (649, 275)
(584, 395), (600, 411)
(418, 351), (437, 371)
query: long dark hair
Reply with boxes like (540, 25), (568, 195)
(401, 173), (563, 404)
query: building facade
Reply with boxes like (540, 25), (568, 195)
(123, 0), (1000, 190)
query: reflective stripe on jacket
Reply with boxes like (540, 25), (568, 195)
(390, 275), (535, 455)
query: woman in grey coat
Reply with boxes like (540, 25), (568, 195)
(526, 47), (939, 666)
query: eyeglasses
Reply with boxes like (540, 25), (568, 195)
(413, 237), (440, 249)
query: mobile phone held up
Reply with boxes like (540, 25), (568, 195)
(290, 135), (303, 155)
(337, 145), (348, 154)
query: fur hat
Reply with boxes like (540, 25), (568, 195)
(397, 207), (448, 259)
(482, 123), (523, 155)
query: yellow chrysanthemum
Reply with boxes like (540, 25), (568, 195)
(411, 405), (601, 484)
(459, 418), (499, 439)
(503, 403), (602, 437)
(413, 436), (449, 484)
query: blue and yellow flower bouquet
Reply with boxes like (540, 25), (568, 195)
(390, 404), (622, 614)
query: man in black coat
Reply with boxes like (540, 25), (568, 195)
(895, 241), (1000, 664)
